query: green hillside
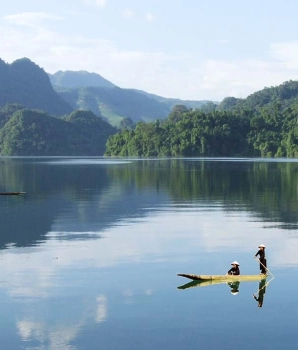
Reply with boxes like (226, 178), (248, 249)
(105, 94), (298, 158)
(0, 58), (73, 116)
(50, 70), (215, 126)
(55, 86), (170, 126)
(217, 80), (298, 112)
(0, 106), (116, 156)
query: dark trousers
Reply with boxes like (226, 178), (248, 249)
(259, 258), (267, 273)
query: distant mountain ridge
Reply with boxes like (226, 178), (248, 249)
(49, 70), (117, 89)
(50, 70), (215, 126)
(0, 58), (73, 116)
(55, 86), (170, 126)
(131, 88), (217, 110)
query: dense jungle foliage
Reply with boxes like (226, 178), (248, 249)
(0, 105), (116, 156)
(105, 100), (298, 157)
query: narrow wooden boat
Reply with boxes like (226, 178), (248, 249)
(177, 273), (267, 282)
(0, 192), (26, 195)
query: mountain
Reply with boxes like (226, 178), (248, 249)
(132, 88), (217, 110)
(55, 86), (171, 126)
(105, 80), (298, 158)
(49, 70), (216, 126)
(216, 80), (298, 112)
(49, 70), (116, 89)
(0, 107), (116, 156)
(0, 58), (73, 116)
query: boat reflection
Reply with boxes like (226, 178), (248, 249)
(177, 277), (274, 304)
(177, 278), (242, 295)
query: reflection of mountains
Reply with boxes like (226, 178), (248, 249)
(107, 159), (298, 228)
(0, 158), (168, 249)
(1, 158), (298, 249)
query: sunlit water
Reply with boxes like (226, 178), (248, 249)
(0, 157), (298, 349)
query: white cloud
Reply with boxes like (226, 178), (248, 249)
(122, 8), (134, 18)
(145, 12), (154, 22)
(17, 319), (86, 350)
(82, 0), (107, 8)
(95, 295), (107, 323)
(199, 56), (298, 99)
(270, 41), (298, 69)
(3, 12), (62, 29)
(2, 12), (298, 100)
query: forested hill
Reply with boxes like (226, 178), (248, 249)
(55, 86), (170, 126)
(217, 80), (298, 112)
(105, 103), (298, 158)
(0, 105), (116, 156)
(50, 70), (215, 126)
(0, 58), (73, 116)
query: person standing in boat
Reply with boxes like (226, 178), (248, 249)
(227, 261), (240, 275)
(254, 244), (267, 275)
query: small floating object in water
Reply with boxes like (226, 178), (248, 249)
(0, 192), (26, 196)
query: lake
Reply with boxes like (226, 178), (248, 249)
(0, 157), (298, 350)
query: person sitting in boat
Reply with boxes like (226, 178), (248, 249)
(227, 261), (240, 275)
(254, 244), (267, 275)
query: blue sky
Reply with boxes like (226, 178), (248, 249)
(1, 0), (298, 101)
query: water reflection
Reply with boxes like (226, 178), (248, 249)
(178, 276), (275, 308)
(1, 157), (298, 252)
(228, 281), (240, 295)
(0, 157), (297, 349)
(252, 278), (275, 308)
(176, 279), (242, 291)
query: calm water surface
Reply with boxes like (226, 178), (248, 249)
(0, 157), (298, 350)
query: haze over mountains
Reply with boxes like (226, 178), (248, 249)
(49, 69), (213, 126)
(0, 57), (214, 127)
(1, 56), (298, 157)
(49, 70), (117, 89)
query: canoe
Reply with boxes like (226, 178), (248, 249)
(177, 273), (267, 282)
(0, 192), (26, 195)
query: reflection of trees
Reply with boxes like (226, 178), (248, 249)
(1, 158), (298, 249)
(107, 159), (298, 227)
(0, 158), (111, 248)
(0, 159), (166, 249)
(0, 158), (109, 197)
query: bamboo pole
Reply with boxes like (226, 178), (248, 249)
(254, 256), (274, 277)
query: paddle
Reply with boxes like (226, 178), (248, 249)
(254, 256), (274, 277)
